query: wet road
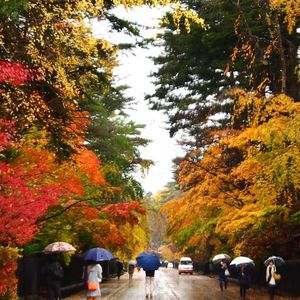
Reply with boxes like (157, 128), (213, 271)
(65, 268), (299, 300)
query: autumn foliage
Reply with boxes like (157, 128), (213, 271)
(102, 201), (145, 225)
(0, 120), (62, 246)
(0, 61), (42, 85)
(161, 93), (300, 262)
(0, 247), (18, 299)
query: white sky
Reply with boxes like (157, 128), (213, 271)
(92, 6), (185, 195)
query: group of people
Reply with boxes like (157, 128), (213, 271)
(41, 257), (155, 300)
(217, 259), (279, 299)
(82, 261), (155, 299)
(41, 257), (107, 300)
(42, 256), (280, 299)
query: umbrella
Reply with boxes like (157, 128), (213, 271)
(136, 253), (160, 271)
(230, 256), (255, 266)
(128, 259), (137, 265)
(82, 247), (114, 262)
(264, 256), (285, 267)
(43, 241), (76, 253)
(212, 254), (231, 263)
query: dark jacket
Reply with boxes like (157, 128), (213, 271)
(238, 266), (251, 288)
(42, 261), (64, 283)
(218, 263), (228, 279)
(145, 270), (155, 277)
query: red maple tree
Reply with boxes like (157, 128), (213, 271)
(0, 119), (62, 246)
(0, 61), (43, 85)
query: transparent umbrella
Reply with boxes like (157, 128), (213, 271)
(264, 256), (285, 267)
(230, 256), (255, 266)
(212, 254), (231, 263)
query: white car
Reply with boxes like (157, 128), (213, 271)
(178, 257), (193, 275)
(167, 262), (173, 268)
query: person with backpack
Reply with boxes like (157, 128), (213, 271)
(42, 256), (64, 300)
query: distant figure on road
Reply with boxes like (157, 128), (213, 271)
(266, 260), (277, 299)
(128, 263), (134, 279)
(83, 263), (102, 300)
(218, 260), (229, 291)
(144, 269), (155, 299)
(41, 255), (64, 300)
(238, 264), (251, 298)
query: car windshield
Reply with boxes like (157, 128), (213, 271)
(181, 261), (192, 265)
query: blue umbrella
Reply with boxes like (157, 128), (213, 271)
(82, 247), (114, 262)
(136, 253), (160, 271)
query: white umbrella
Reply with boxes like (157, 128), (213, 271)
(43, 241), (76, 253)
(264, 256), (285, 267)
(128, 259), (137, 265)
(230, 256), (254, 266)
(212, 254), (231, 263)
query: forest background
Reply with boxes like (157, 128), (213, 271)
(0, 0), (299, 298)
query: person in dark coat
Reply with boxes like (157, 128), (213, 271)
(218, 260), (229, 291)
(238, 264), (251, 298)
(41, 256), (64, 300)
(144, 269), (155, 299)
(116, 260), (123, 279)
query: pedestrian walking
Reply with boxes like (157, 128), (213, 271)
(41, 255), (64, 300)
(218, 260), (229, 291)
(238, 264), (251, 298)
(128, 263), (134, 279)
(144, 269), (155, 299)
(83, 263), (103, 300)
(266, 260), (277, 299)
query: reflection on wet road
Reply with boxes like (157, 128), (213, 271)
(65, 268), (298, 300)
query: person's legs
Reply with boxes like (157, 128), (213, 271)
(240, 285), (246, 297)
(242, 287), (247, 297)
(224, 278), (227, 290)
(219, 278), (224, 291)
(149, 277), (154, 298)
(145, 276), (150, 298)
(53, 281), (61, 300)
(269, 285), (275, 299)
(46, 282), (55, 300)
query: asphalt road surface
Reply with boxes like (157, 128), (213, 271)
(65, 268), (299, 300)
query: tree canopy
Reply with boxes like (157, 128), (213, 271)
(157, 0), (300, 265)
(148, 0), (299, 147)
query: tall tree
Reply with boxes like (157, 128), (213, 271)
(148, 0), (299, 146)
(82, 85), (152, 201)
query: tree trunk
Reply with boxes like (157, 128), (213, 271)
(274, 13), (287, 94)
